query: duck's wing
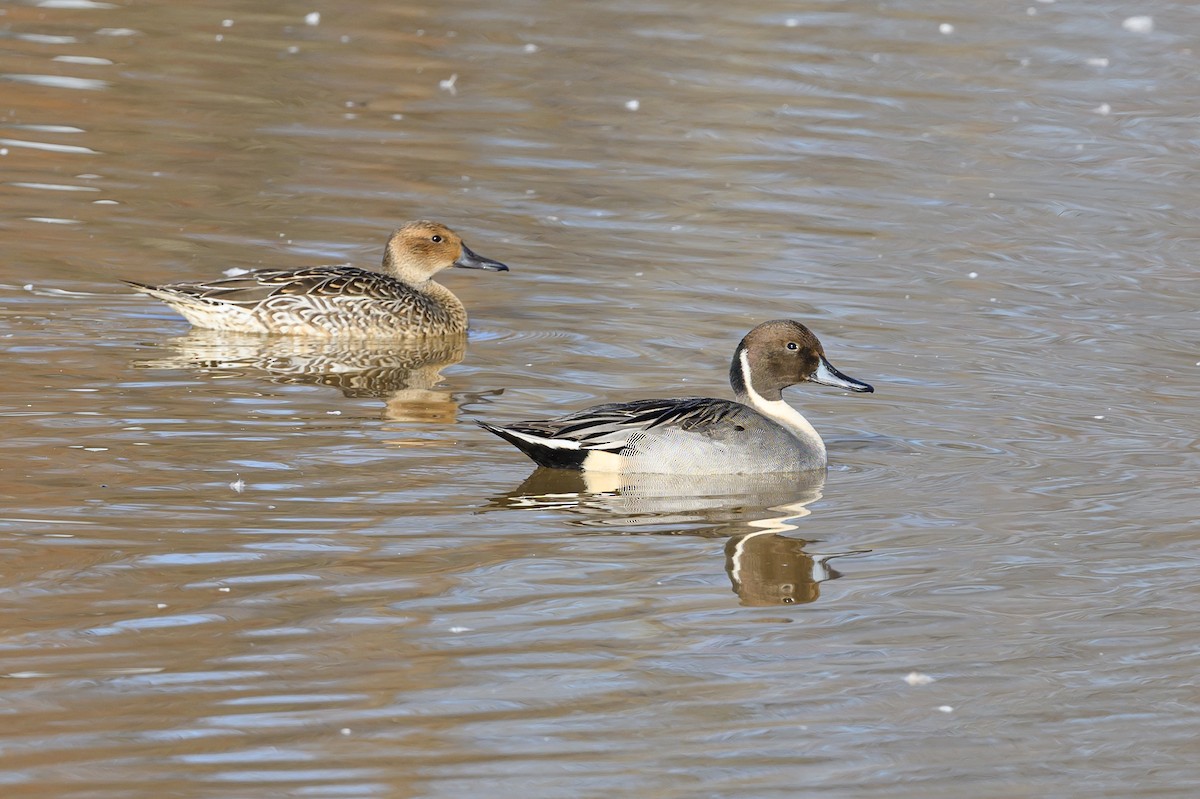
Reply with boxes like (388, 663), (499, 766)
(490, 397), (745, 452)
(127, 266), (404, 307)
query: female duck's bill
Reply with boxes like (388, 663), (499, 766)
(479, 319), (874, 476)
(453, 242), (508, 271)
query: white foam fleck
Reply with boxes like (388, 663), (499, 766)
(938, 23), (954, 34)
(1122, 16), (1154, 33)
(2, 74), (107, 91)
(305, 11), (320, 25)
(39, 0), (115, 8)
(53, 55), (113, 65)
(11, 182), (99, 192)
(625, 99), (640, 111)
(905, 671), (935, 686)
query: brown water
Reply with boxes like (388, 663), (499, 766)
(2, 1), (1197, 796)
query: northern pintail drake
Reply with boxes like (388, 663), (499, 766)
(126, 220), (509, 337)
(478, 320), (874, 475)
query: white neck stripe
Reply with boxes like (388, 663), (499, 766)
(738, 351), (825, 457)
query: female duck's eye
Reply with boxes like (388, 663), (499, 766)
(431, 235), (443, 243)
(786, 342), (798, 351)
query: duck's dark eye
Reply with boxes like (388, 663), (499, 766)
(786, 342), (799, 351)
(431, 235), (443, 243)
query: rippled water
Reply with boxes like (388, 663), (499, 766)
(2, 1), (1197, 796)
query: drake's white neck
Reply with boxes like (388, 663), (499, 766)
(737, 351), (825, 459)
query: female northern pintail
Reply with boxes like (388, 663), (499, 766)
(478, 320), (873, 475)
(126, 220), (508, 337)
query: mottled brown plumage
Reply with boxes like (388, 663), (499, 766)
(126, 220), (508, 337)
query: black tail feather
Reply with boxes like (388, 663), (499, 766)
(476, 421), (589, 470)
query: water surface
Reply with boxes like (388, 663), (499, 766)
(1, 1), (1197, 796)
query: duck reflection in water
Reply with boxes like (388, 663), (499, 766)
(488, 469), (870, 607)
(132, 329), (475, 423)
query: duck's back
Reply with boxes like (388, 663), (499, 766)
(509, 397), (823, 474)
(129, 266), (467, 337)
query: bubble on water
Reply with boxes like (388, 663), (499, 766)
(905, 672), (935, 686)
(305, 12), (320, 26)
(1086, 57), (1110, 67)
(1094, 103), (1112, 115)
(625, 99), (640, 111)
(1122, 16), (1153, 33)
(938, 23), (954, 34)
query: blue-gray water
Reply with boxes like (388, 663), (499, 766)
(1, 1), (1196, 797)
